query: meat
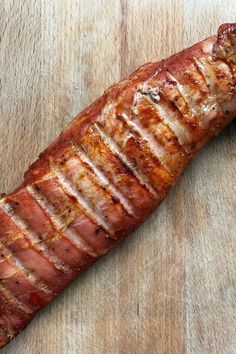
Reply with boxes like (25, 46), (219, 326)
(0, 23), (235, 349)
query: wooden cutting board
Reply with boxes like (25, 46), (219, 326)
(0, 1), (235, 353)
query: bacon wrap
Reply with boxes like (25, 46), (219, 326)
(0, 23), (235, 349)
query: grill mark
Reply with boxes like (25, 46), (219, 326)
(0, 205), (66, 294)
(134, 93), (186, 149)
(0, 283), (32, 315)
(36, 178), (114, 255)
(27, 185), (70, 233)
(169, 66), (215, 119)
(27, 185), (100, 258)
(194, 57), (235, 108)
(80, 127), (156, 217)
(63, 227), (100, 257)
(194, 57), (218, 95)
(119, 112), (172, 174)
(51, 165), (114, 236)
(59, 155), (132, 236)
(132, 93), (189, 174)
(0, 239), (51, 295)
(167, 72), (200, 118)
(72, 143), (136, 217)
(193, 57), (227, 125)
(194, 58), (209, 83)
(93, 123), (158, 198)
(141, 94), (192, 149)
(0, 200), (68, 274)
(203, 58), (234, 97)
(159, 80), (198, 132)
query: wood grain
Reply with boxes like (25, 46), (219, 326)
(0, 1), (235, 353)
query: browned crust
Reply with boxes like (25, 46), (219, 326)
(1, 24), (235, 349)
(21, 35), (219, 187)
(20, 23), (235, 191)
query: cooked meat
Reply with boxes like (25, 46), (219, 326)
(0, 23), (235, 349)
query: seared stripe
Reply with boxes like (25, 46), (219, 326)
(194, 58), (227, 104)
(167, 72), (199, 117)
(27, 184), (70, 232)
(36, 178), (114, 255)
(194, 57), (219, 96)
(198, 57), (234, 97)
(0, 200), (68, 273)
(27, 185), (99, 257)
(80, 126), (156, 217)
(119, 112), (172, 174)
(139, 92), (191, 148)
(0, 204), (69, 292)
(159, 81), (198, 130)
(94, 123), (158, 198)
(193, 57), (226, 127)
(0, 283), (32, 315)
(157, 102), (193, 147)
(72, 143), (136, 217)
(97, 103), (181, 195)
(131, 93), (189, 175)
(60, 150), (137, 235)
(0, 240), (51, 295)
(63, 227), (100, 257)
(51, 165), (114, 236)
